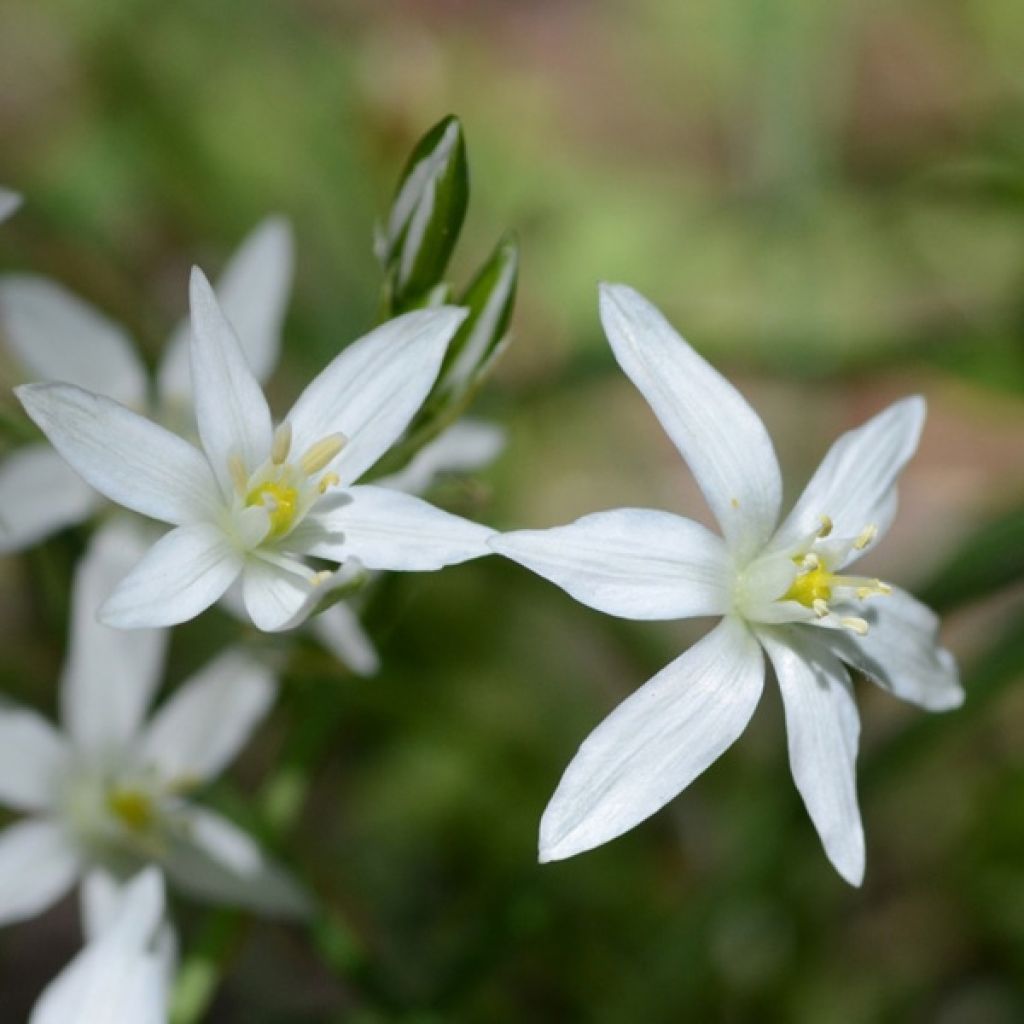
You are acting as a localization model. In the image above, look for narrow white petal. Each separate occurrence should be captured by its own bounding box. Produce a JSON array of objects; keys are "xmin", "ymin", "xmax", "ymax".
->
[
  {"xmin": 306, "ymin": 485, "xmax": 492, "ymax": 570},
  {"xmin": 599, "ymin": 284, "xmax": 782, "ymax": 560},
  {"xmin": 159, "ymin": 217, "xmax": 294, "ymax": 403},
  {"xmin": 241, "ymin": 555, "xmax": 317, "ymax": 632},
  {"xmin": 492, "ymin": 508, "xmax": 732, "ymax": 621},
  {"xmin": 375, "ymin": 418, "xmax": 505, "ymax": 494},
  {"xmin": 771, "ymin": 397, "xmax": 926, "ymax": 558},
  {"xmin": 15, "ymin": 383, "xmax": 220, "ymax": 526},
  {"xmin": 0, "ymin": 189, "xmax": 21, "ymax": 221},
  {"xmin": 285, "ymin": 306, "xmax": 467, "ymax": 485},
  {"xmin": 188, "ymin": 268, "xmax": 273, "ymax": 494},
  {"xmin": 760, "ymin": 628, "xmax": 865, "ymax": 886},
  {"xmin": 30, "ymin": 946, "xmax": 165, "ymax": 1024},
  {"xmin": 823, "ymin": 587, "xmax": 963, "ymax": 711},
  {"xmin": 80, "ymin": 869, "xmax": 122, "ymax": 941},
  {"xmin": 0, "ymin": 710, "xmax": 69, "ymax": 812},
  {"xmin": 33, "ymin": 868, "xmax": 167, "ymax": 1024},
  {"xmin": 141, "ymin": 649, "xmax": 275, "ymax": 784},
  {"xmin": 163, "ymin": 807, "xmax": 310, "ymax": 917},
  {"xmin": 0, "ymin": 445, "xmax": 100, "ymax": 553},
  {"xmin": 60, "ymin": 520, "xmax": 170, "ymax": 753},
  {"xmin": 540, "ymin": 618, "xmax": 764, "ymax": 862},
  {"xmin": 309, "ymin": 602, "xmax": 380, "ymax": 677},
  {"xmin": 0, "ymin": 275, "xmax": 147, "ymax": 407},
  {"xmin": 0, "ymin": 819, "xmax": 79, "ymax": 925},
  {"xmin": 99, "ymin": 523, "xmax": 242, "ymax": 628}
]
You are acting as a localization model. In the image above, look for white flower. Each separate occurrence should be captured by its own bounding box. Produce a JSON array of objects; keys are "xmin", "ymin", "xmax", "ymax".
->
[
  {"xmin": 30, "ymin": 867, "xmax": 171, "ymax": 1024},
  {"xmin": 15, "ymin": 268, "xmax": 493, "ymax": 631},
  {"xmin": 0, "ymin": 189, "xmax": 20, "ymax": 222},
  {"xmin": 490, "ymin": 284, "xmax": 963, "ymax": 885},
  {"xmin": 0, "ymin": 520, "xmax": 308, "ymax": 927},
  {"xmin": 0, "ymin": 216, "xmax": 293, "ymax": 553}
]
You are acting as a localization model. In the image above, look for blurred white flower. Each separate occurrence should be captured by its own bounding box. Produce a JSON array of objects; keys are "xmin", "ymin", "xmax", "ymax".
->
[
  {"xmin": 17, "ymin": 269, "xmax": 493, "ymax": 632},
  {"xmin": 491, "ymin": 283, "xmax": 963, "ymax": 886},
  {"xmin": 0, "ymin": 520, "xmax": 309, "ymax": 928},
  {"xmin": 30, "ymin": 868, "xmax": 171, "ymax": 1024},
  {"xmin": 0, "ymin": 189, "xmax": 20, "ymax": 222},
  {"xmin": 0, "ymin": 216, "xmax": 293, "ymax": 553}
]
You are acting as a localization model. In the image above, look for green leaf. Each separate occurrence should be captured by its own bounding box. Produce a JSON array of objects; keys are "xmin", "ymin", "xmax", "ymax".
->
[
  {"xmin": 376, "ymin": 115, "xmax": 468, "ymax": 312},
  {"xmin": 435, "ymin": 234, "xmax": 519, "ymax": 401}
]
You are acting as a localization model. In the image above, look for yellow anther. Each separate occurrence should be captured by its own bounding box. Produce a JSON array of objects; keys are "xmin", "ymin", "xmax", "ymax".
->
[
  {"xmin": 854, "ymin": 524, "xmax": 877, "ymax": 551},
  {"xmin": 228, "ymin": 454, "xmax": 249, "ymax": 496},
  {"xmin": 271, "ymin": 422, "xmax": 293, "ymax": 465},
  {"xmin": 818, "ymin": 515, "xmax": 833, "ymax": 538},
  {"xmin": 107, "ymin": 788, "xmax": 155, "ymax": 833},
  {"xmin": 247, "ymin": 481, "xmax": 299, "ymax": 536},
  {"xmin": 311, "ymin": 570, "xmax": 333, "ymax": 586},
  {"xmin": 318, "ymin": 472, "xmax": 340, "ymax": 495},
  {"xmin": 840, "ymin": 616, "xmax": 869, "ymax": 636},
  {"xmin": 299, "ymin": 434, "xmax": 346, "ymax": 476},
  {"xmin": 856, "ymin": 580, "xmax": 890, "ymax": 600},
  {"xmin": 812, "ymin": 598, "xmax": 829, "ymax": 618},
  {"xmin": 801, "ymin": 552, "xmax": 821, "ymax": 571},
  {"xmin": 730, "ymin": 497, "xmax": 740, "ymax": 509}
]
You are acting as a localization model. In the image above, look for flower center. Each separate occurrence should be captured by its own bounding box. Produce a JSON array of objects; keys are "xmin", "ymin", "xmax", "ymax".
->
[
  {"xmin": 106, "ymin": 786, "xmax": 156, "ymax": 834},
  {"xmin": 246, "ymin": 480, "xmax": 299, "ymax": 536},
  {"xmin": 228, "ymin": 423, "xmax": 345, "ymax": 544},
  {"xmin": 781, "ymin": 520, "xmax": 891, "ymax": 635}
]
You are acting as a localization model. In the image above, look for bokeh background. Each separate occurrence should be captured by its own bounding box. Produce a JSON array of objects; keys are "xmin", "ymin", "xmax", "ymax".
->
[{"xmin": 2, "ymin": 0, "xmax": 1024, "ymax": 1020}]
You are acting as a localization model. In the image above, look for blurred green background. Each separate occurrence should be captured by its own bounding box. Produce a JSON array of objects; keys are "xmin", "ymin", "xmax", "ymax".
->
[{"xmin": 2, "ymin": 0, "xmax": 1024, "ymax": 1020}]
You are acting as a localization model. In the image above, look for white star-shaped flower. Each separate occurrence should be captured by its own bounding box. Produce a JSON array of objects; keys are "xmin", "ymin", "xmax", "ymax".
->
[
  {"xmin": 491, "ymin": 284, "xmax": 963, "ymax": 885},
  {"xmin": 0, "ymin": 520, "xmax": 308, "ymax": 928},
  {"xmin": 15, "ymin": 268, "xmax": 492, "ymax": 631},
  {"xmin": 0, "ymin": 217, "xmax": 293, "ymax": 553},
  {"xmin": 30, "ymin": 868, "xmax": 171, "ymax": 1024}
]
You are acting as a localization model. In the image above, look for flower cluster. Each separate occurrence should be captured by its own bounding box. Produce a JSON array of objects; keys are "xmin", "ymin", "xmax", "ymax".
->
[{"xmin": 0, "ymin": 120, "xmax": 963, "ymax": 1019}]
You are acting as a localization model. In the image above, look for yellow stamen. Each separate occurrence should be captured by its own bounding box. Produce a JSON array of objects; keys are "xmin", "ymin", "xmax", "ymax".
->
[
  {"xmin": 840, "ymin": 616, "xmax": 869, "ymax": 636},
  {"xmin": 818, "ymin": 515, "xmax": 833, "ymax": 538},
  {"xmin": 311, "ymin": 570, "xmax": 333, "ymax": 586},
  {"xmin": 247, "ymin": 481, "xmax": 299, "ymax": 536},
  {"xmin": 318, "ymin": 472, "xmax": 340, "ymax": 495},
  {"xmin": 854, "ymin": 524, "xmax": 877, "ymax": 550},
  {"xmin": 299, "ymin": 434, "xmax": 346, "ymax": 476},
  {"xmin": 107, "ymin": 788, "xmax": 155, "ymax": 833},
  {"xmin": 271, "ymin": 422, "xmax": 293, "ymax": 465},
  {"xmin": 228, "ymin": 454, "xmax": 249, "ymax": 496}
]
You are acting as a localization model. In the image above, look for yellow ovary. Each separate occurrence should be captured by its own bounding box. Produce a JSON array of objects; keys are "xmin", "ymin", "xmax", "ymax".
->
[
  {"xmin": 247, "ymin": 481, "xmax": 299, "ymax": 536},
  {"xmin": 785, "ymin": 565, "xmax": 834, "ymax": 608},
  {"xmin": 107, "ymin": 787, "xmax": 155, "ymax": 833}
]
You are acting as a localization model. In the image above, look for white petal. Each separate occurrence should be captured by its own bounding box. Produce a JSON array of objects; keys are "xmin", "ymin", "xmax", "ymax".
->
[
  {"xmin": 159, "ymin": 217, "xmax": 294, "ymax": 403},
  {"xmin": 0, "ymin": 445, "xmax": 100, "ymax": 553},
  {"xmin": 771, "ymin": 396, "xmax": 925, "ymax": 558},
  {"xmin": 0, "ymin": 189, "xmax": 21, "ymax": 222},
  {"xmin": 80, "ymin": 869, "xmax": 122, "ymax": 941},
  {"xmin": 491, "ymin": 508, "xmax": 732, "ymax": 621},
  {"xmin": 33, "ymin": 869, "xmax": 167, "ymax": 1024},
  {"xmin": 375, "ymin": 418, "xmax": 505, "ymax": 494},
  {"xmin": 0, "ymin": 710, "xmax": 69, "ymax": 811},
  {"xmin": 163, "ymin": 807, "xmax": 310, "ymax": 917},
  {"xmin": 60, "ymin": 520, "xmax": 170, "ymax": 754},
  {"xmin": 15, "ymin": 383, "xmax": 220, "ymax": 526},
  {"xmin": 188, "ymin": 268, "xmax": 273, "ymax": 494},
  {"xmin": 30, "ymin": 946, "xmax": 165, "ymax": 1024},
  {"xmin": 0, "ymin": 275, "xmax": 147, "ymax": 407},
  {"xmin": 285, "ymin": 307, "xmax": 467, "ymax": 485},
  {"xmin": 0, "ymin": 819, "xmax": 79, "ymax": 925},
  {"xmin": 141, "ymin": 648, "xmax": 275, "ymax": 784},
  {"xmin": 540, "ymin": 617, "xmax": 764, "ymax": 862},
  {"xmin": 99, "ymin": 523, "xmax": 242, "ymax": 628},
  {"xmin": 760, "ymin": 627, "xmax": 865, "ymax": 886},
  {"xmin": 241, "ymin": 555, "xmax": 318, "ymax": 632},
  {"xmin": 823, "ymin": 587, "xmax": 963, "ymax": 711},
  {"xmin": 599, "ymin": 284, "xmax": 782, "ymax": 560},
  {"xmin": 309, "ymin": 602, "xmax": 380, "ymax": 676},
  {"xmin": 306, "ymin": 485, "xmax": 492, "ymax": 570}
]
